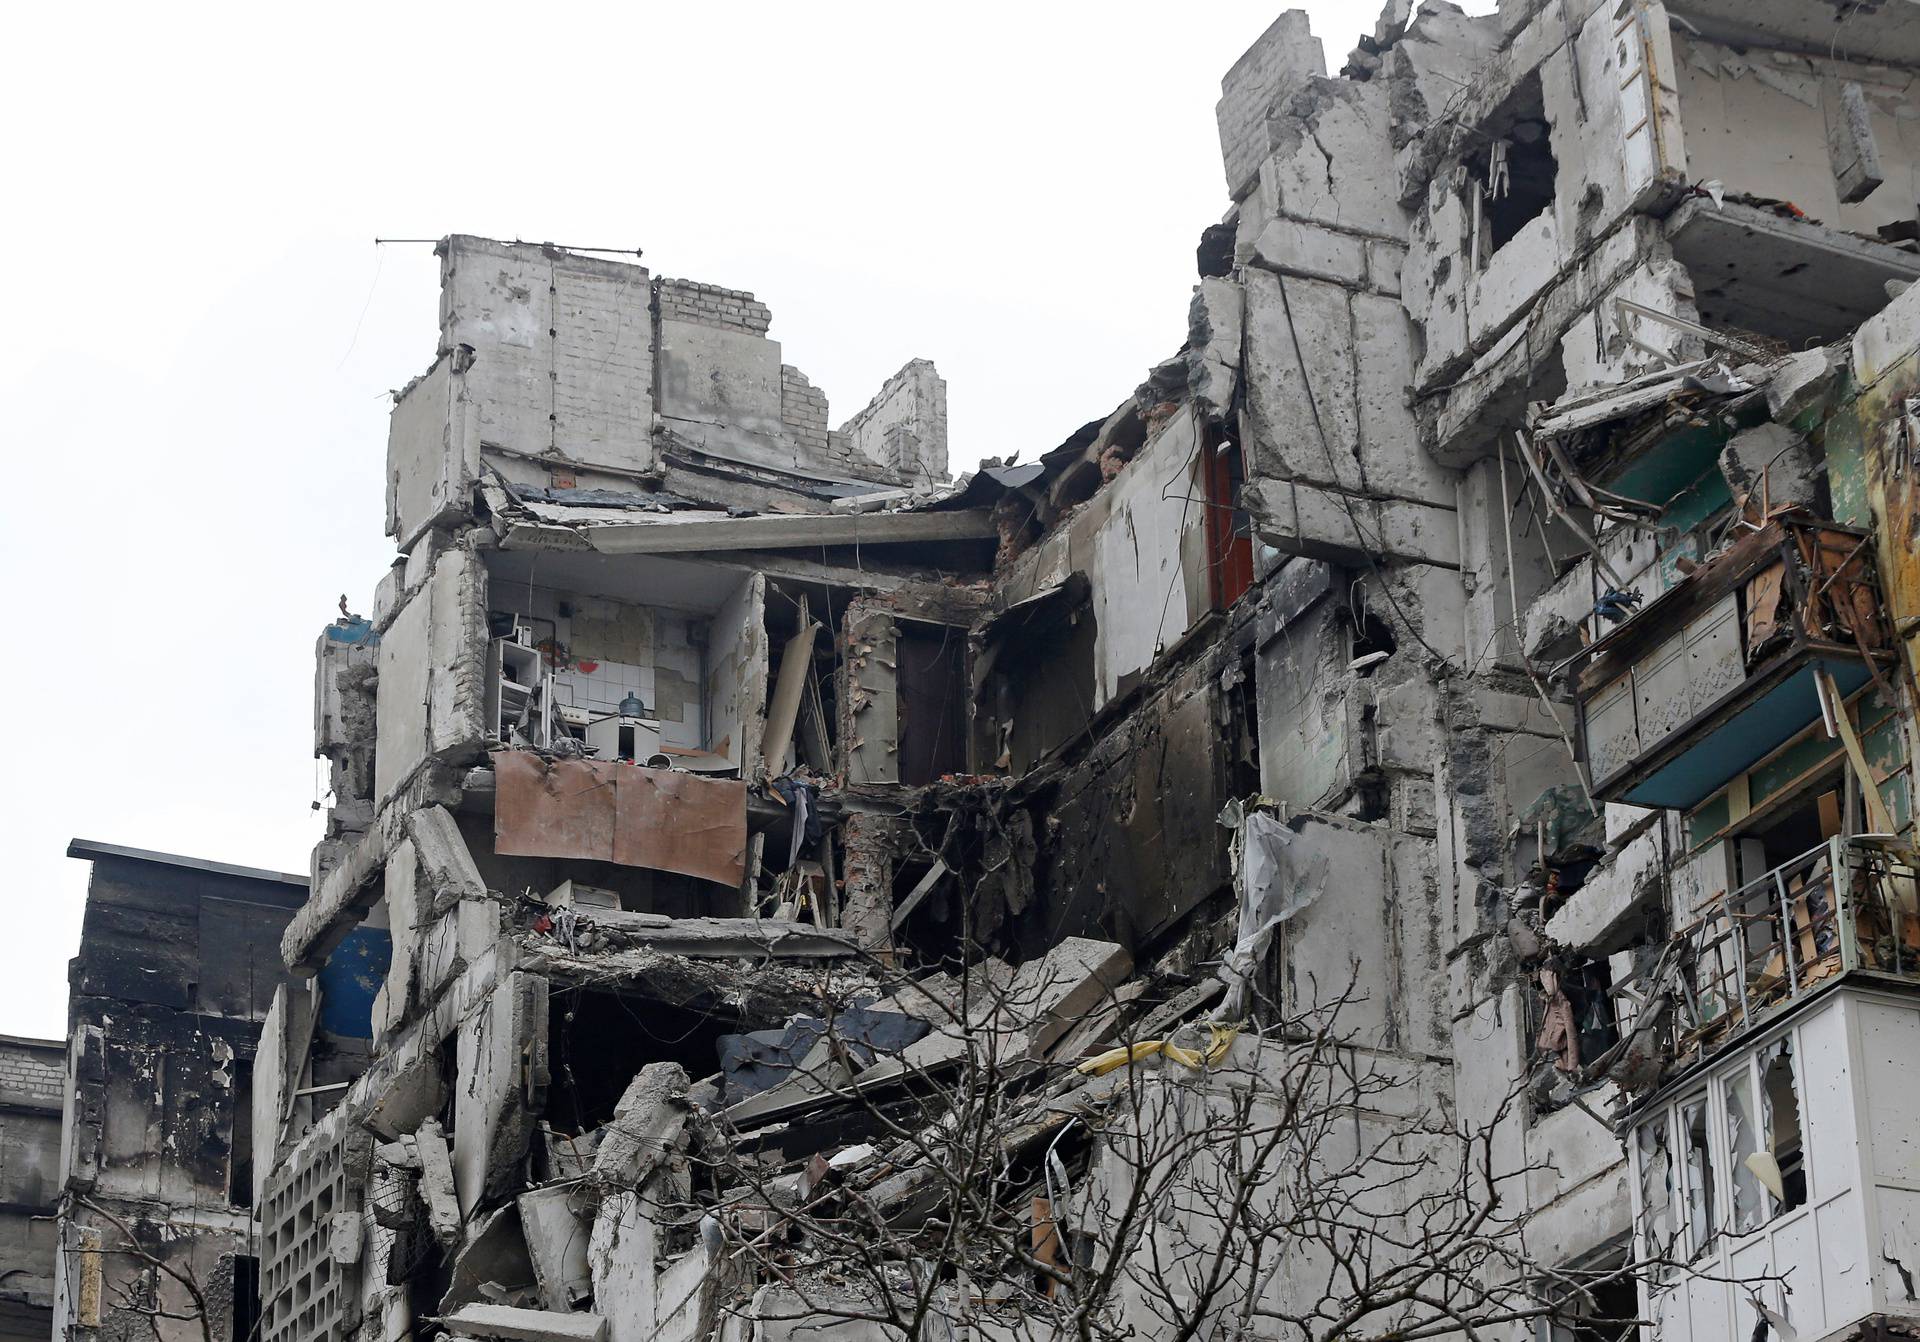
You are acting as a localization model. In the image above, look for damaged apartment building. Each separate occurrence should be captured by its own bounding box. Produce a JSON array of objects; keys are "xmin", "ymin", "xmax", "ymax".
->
[{"xmin": 249, "ymin": 3, "xmax": 1920, "ymax": 1340}]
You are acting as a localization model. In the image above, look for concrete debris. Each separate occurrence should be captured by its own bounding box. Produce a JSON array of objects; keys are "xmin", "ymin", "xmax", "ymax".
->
[
  {"xmin": 1719, "ymin": 421, "xmax": 1821, "ymax": 511},
  {"xmin": 416, "ymin": 1117, "xmax": 464, "ymax": 1244},
  {"xmin": 518, "ymin": 1184, "xmax": 594, "ymax": 1311},
  {"xmin": 589, "ymin": 1064, "xmax": 691, "ymax": 1193},
  {"xmin": 249, "ymin": 4, "xmax": 1920, "ymax": 1340},
  {"xmin": 441, "ymin": 1304, "xmax": 609, "ymax": 1342}
]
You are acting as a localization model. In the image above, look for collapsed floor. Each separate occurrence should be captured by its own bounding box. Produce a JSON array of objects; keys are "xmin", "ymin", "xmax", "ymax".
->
[{"xmin": 223, "ymin": 3, "xmax": 1920, "ymax": 1342}]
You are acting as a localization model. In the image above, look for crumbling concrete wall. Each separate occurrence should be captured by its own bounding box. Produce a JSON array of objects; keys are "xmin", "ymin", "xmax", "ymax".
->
[
  {"xmin": 57, "ymin": 850, "xmax": 307, "ymax": 1342},
  {"xmin": 1672, "ymin": 34, "xmax": 1920, "ymax": 235},
  {"xmin": 441, "ymin": 235, "xmax": 657, "ymax": 479},
  {"xmin": 372, "ymin": 543, "xmax": 488, "ymax": 806},
  {"xmin": 834, "ymin": 358, "xmax": 948, "ymax": 483}
]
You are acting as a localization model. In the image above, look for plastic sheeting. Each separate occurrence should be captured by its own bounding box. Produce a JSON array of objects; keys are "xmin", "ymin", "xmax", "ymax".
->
[{"xmin": 1216, "ymin": 801, "xmax": 1329, "ymax": 1019}]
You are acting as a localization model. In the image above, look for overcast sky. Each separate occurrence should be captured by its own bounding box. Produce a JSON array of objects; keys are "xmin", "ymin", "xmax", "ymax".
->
[{"xmin": 0, "ymin": 0, "xmax": 1480, "ymax": 1039}]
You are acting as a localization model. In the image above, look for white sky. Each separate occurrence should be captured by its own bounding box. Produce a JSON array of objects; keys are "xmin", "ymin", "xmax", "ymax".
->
[{"xmin": 0, "ymin": 0, "xmax": 1481, "ymax": 1040}]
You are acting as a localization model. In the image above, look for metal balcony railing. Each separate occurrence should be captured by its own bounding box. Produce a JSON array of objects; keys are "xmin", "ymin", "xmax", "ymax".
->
[{"xmin": 1677, "ymin": 837, "xmax": 1920, "ymax": 1050}]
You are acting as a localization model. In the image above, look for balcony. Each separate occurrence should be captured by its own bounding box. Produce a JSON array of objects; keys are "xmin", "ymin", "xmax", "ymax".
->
[
  {"xmin": 1676, "ymin": 837, "xmax": 1920, "ymax": 1055},
  {"xmin": 1575, "ymin": 515, "xmax": 1894, "ymax": 808}
]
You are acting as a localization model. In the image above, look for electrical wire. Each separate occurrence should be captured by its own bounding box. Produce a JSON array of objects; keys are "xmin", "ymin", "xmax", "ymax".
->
[{"xmin": 1269, "ymin": 268, "xmax": 1457, "ymax": 673}]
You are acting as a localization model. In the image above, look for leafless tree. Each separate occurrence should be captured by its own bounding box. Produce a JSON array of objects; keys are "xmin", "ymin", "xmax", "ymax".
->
[{"xmin": 657, "ymin": 954, "xmax": 1764, "ymax": 1342}]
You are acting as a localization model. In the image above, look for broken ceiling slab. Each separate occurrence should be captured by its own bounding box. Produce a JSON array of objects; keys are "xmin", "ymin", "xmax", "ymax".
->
[
  {"xmin": 557, "ymin": 908, "xmax": 860, "ymax": 959},
  {"xmin": 493, "ymin": 751, "xmax": 748, "ymax": 888},
  {"xmin": 523, "ymin": 943, "xmax": 871, "ymax": 1024},
  {"xmin": 1004, "ymin": 937, "xmax": 1134, "ymax": 1058},
  {"xmin": 492, "ymin": 502, "xmax": 999, "ymax": 555},
  {"xmin": 440, "ymin": 1303, "xmax": 608, "ymax": 1342},
  {"xmin": 1669, "ymin": 197, "xmax": 1920, "ymax": 346},
  {"xmin": 1665, "ymin": 0, "xmax": 1920, "ymax": 66}
]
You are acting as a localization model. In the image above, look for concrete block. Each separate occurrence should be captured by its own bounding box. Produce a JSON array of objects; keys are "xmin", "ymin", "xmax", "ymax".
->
[
  {"xmin": 1004, "ymin": 937, "xmax": 1134, "ymax": 1057},
  {"xmin": 416, "ymin": 1117, "xmax": 462, "ymax": 1243},
  {"xmin": 441, "ymin": 1304, "xmax": 607, "ymax": 1342},
  {"xmin": 1258, "ymin": 78, "xmax": 1403, "ymax": 237},
  {"xmin": 1245, "ymin": 478, "xmax": 1461, "ymax": 568},
  {"xmin": 376, "ymin": 838, "xmax": 421, "ymax": 1042},
  {"xmin": 386, "ymin": 353, "xmax": 478, "ymax": 549},
  {"xmin": 655, "ymin": 318, "xmax": 789, "ymax": 470},
  {"xmin": 1524, "ymin": 1093, "xmax": 1627, "ymax": 1206},
  {"xmin": 1853, "ymin": 274, "xmax": 1920, "ymax": 388},
  {"xmin": 1216, "ymin": 11, "xmax": 1327, "ymax": 200},
  {"xmin": 1466, "ymin": 210, "xmax": 1560, "ymax": 350},
  {"xmin": 1280, "ymin": 815, "xmax": 1394, "ymax": 1046},
  {"xmin": 591, "ymin": 1063, "xmax": 690, "ymax": 1191},
  {"xmin": 1365, "ymin": 240, "xmax": 1405, "ymax": 295},
  {"xmin": 1242, "ymin": 269, "xmax": 1362, "ymax": 492},
  {"xmin": 519, "ymin": 1184, "xmax": 592, "ymax": 1311},
  {"xmin": 651, "ymin": 1240, "xmax": 718, "ymax": 1342},
  {"xmin": 1374, "ymin": 675, "xmax": 1440, "ymax": 772},
  {"xmin": 1546, "ymin": 822, "xmax": 1663, "ymax": 953},
  {"xmin": 1523, "ymin": 558, "xmax": 1594, "ymax": 662},
  {"xmin": 1258, "ymin": 607, "xmax": 1357, "ymax": 807},
  {"xmin": 1351, "ymin": 292, "xmax": 1454, "ymax": 505},
  {"xmin": 373, "ymin": 546, "xmax": 489, "ymax": 805},
  {"xmin": 454, "ymin": 971, "xmax": 548, "ymax": 1211},
  {"xmin": 1472, "ymin": 688, "xmax": 1572, "ymax": 740},
  {"xmin": 1248, "ymin": 217, "xmax": 1366, "ymax": 285},
  {"xmin": 589, "ymin": 1191, "xmax": 657, "ymax": 1342},
  {"xmin": 1186, "ymin": 278, "xmax": 1243, "ymax": 422},
  {"xmin": 1522, "ymin": 1164, "xmax": 1631, "ymax": 1267},
  {"xmin": 440, "ymin": 236, "xmax": 654, "ymax": 479}
]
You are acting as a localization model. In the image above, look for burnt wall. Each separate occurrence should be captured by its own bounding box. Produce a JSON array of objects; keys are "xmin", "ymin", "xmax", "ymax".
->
[{"xmin": 1026, "ymin": 656, "xmax": 1234, "ymax": 956}]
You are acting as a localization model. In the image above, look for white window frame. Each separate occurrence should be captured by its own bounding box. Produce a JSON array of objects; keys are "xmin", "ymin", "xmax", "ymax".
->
[{"xmin": 1628, "ymin": 1021, "xmax": 1814, "ymax": 1271}]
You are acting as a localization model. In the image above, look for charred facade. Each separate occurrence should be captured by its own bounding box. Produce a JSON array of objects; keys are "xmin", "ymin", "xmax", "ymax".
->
[{"xmin": 55, "ymin": 841, "xmax": 311, "ymax": 1342}]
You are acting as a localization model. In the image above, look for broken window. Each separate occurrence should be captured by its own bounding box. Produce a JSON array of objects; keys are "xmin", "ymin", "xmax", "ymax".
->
[
  {"xmin": 1734, "ymin": 1037, "xmax": 1808, "ymax": 1225},
  {"xmin": 1462, "ymin": 74, "xmax": 1557, "ymax": 266},
  {"xmin": 1725, "ymin": 1067, "xmax": 1765, "ymax": 1233},
  {"xmin": 1348, "ymin": 600, "xmax": 1397, "ymax": 677},
  {"xmin": 1635, "ymin": 1115, "xmax": 1676, "ymax": 1267},
  {"xmin": 1534, "ymin": 1244, "xmax": 1638, "ymax": 1342},
  {"xmin": 1759, "ymin": 1036, "xmax": 1807, "ymax": 1213},
  {"xmin": 1679, "ymin": 1093, "xmax": 1717, "ymax": 1257}
]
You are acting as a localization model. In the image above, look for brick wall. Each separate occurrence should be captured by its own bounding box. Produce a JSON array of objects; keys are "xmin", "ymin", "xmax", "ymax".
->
[
  {"xmin": 655, "ymin": 278, "xmax": 772, "ymax": 336},
  {"xmin": 780, "ymin": 365, "xmax": 831, "ymax": 459},
  {"xmin": 0, "ymin": 1040, "xmax": 65, "ymax": 1108}
]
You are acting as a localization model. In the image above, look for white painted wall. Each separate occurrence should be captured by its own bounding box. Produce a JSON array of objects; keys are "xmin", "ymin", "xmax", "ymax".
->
[{"xmin": 1672, "ymin": 35, "xmax": 1920, "ymax": 237}]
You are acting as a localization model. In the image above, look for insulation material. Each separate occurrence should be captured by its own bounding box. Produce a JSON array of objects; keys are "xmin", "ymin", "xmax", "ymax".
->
[{"xmin": 494, "ymin": 751, "xmax": 748, "ymax": 888}]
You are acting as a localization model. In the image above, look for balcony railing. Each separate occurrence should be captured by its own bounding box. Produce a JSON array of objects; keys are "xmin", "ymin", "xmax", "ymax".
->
[{"xmin": 1676, "ymin": 837, "xmax": 1920, "ymax": 1053}]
